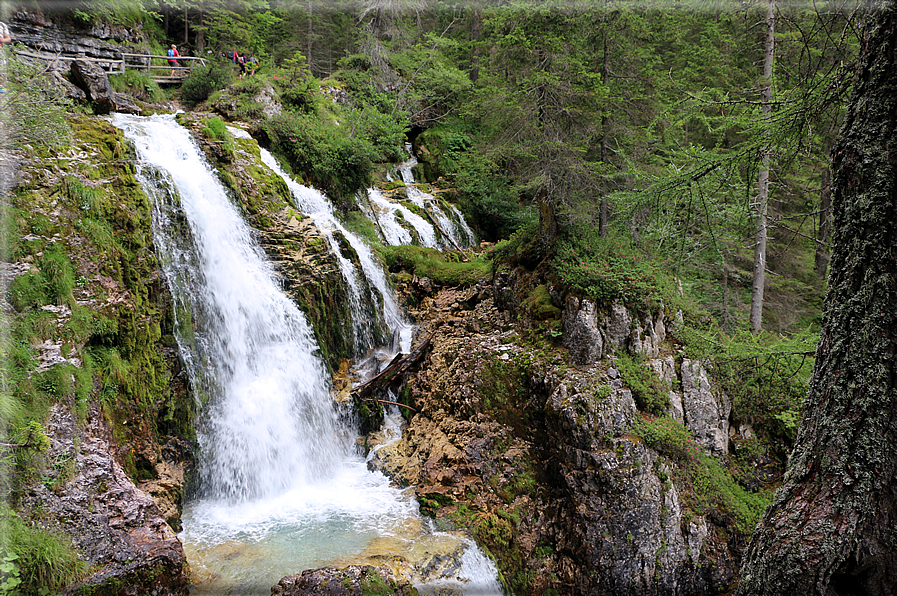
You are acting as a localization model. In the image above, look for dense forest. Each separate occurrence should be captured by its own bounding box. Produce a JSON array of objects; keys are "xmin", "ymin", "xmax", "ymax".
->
[{"xmin": 1, "ymin": 0, "xmax": 894, "ymax": 595}]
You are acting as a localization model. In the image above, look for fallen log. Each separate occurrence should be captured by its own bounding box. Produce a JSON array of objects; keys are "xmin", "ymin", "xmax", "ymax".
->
[{"xmin": 352, "ymin": 332, "xmax": 433, "ymax": 401}]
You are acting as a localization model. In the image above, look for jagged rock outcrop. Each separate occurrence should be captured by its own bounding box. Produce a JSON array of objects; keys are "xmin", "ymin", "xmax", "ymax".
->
[
  {"xmin": 10, "ymin": 11, "xmax": 146, "ymax": 57},
  {"xmin": 272, "ymin": 565, "xmax": 418, "ymax": 596},
  {"xmin": 20, "ymin": 404, "xmax": 189, "ymax": 596},
  {"xmin": 69, "ymin": 59, "xmax": 115, "ymax": 112},
  {"xmin": 366, "ymin": 282, "xmax": 741, "ymax": 595},
  {"xmin": 562, "ymin": 295, "xmax": 666, "ymax": 363},
  {"xmin": 680, "ymin": 360, "xmax": 732, "ymax": 456}
]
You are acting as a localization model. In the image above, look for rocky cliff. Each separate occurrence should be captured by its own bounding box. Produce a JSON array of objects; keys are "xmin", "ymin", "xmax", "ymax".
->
[{"xmin": 365, "ymin": 266, "xmax": 768, "ymax": 595}]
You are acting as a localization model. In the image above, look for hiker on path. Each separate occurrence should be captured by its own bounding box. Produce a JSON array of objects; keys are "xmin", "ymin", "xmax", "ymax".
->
[
  {"xmin": 167, "ymin": 44, "xmax": 179, "ymax": 76},
  {"xmin": 0, "ymin": 21, "xmax": 11, "ymax": 92}
]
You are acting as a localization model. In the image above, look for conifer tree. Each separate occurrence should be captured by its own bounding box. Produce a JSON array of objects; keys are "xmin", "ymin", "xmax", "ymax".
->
[{"xmin": 737, "ymin": 1, "xmax": 897, "ymax": 592}]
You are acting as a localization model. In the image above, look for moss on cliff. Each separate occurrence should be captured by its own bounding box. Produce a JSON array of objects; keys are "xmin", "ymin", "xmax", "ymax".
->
[{"xmin": 1, "ymin": 114, "xmax": 194, "ymax": 592}]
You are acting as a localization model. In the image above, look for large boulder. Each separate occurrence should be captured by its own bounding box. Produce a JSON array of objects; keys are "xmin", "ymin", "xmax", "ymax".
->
[
  {"xmin": 70, "ymin": 59, "xmax": 115, "ymax": 114},
  {"xmin": 272, "ymin": 566, "xmax": 417, "ymax": 596}
]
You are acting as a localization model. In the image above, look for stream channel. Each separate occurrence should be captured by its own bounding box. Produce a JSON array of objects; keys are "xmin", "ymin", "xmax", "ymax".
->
[{"xmin": 110, "ymin": 114, "xmax": 503, "ymax": 595}]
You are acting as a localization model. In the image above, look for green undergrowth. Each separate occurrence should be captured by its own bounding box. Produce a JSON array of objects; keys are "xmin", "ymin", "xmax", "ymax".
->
[
  {"xmin": 615, "ymin": 353, "xmax": 672, "ymax": 416},
  {"xmin": 0, "ymin": 505, "xmax": 89, "ymax": 596},
  {"xmin": 553, "ymin": 225, "xmax": 675, "ymax": 311},
  {"xmin": 381, "ymin": 245, "xmax": 491, "ymax": 286},
  {"xmin": 109, "ymin": 70, "xmax": 165, "ymax": 103},
  {"xmin": 632, "ymin": 415, "xmax": 770, "ymax": 535}
]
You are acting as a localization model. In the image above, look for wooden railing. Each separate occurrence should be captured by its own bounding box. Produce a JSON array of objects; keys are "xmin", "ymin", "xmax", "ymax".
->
[
  {"xmin": 119, "ymin": 52, "xmax": 207, "ymax": 82},
  {"xmin": 13, "ymin": 49, "xmax": 207, "ymax": 83}
]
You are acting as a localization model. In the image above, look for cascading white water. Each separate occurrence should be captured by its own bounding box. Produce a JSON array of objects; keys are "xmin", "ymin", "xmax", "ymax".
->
[
  {"xmin": 366, "ymin": 187, "xmax": 440, "ymax": 248},
  {"xmin": 239, "ymin": 128, "xmax": 412, "ymax": 353},
  {"xmin": 112, "ymin": 114, "xmax": 502, "ymax": 595},
  {"xmin": 395, "ymin": 145, "xmax": 476, "ymax": 249}
]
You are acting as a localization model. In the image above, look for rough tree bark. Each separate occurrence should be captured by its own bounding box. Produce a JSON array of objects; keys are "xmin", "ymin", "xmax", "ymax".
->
[{"xmin": 736, "ymin": 2, "xmax": 897, "ymax": 594}]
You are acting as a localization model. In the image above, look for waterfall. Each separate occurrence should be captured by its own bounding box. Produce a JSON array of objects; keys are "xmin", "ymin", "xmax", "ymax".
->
[
  {"xmin": 395, "ymin": 144, "xmax": 476, "ymax": 249},
  {"xmin": 111, "ymin": 114, "xmax": 502, "ymax": 595},
  {"xmin": 229, "ymin": 126, "xmax": 412, "ymax": 355},
  {"xmin": 112, "ymin": 114, "xmax": 345, "ymax": 500},
  {"xmin": 365, "ymin": 187, "xmax": 439, "ymax": 248}
]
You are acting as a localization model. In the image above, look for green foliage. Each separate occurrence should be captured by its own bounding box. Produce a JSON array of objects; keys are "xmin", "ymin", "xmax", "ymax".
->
[
  {"xmin": 2, "ymin": 57, "xmax": 71, "ymax": 149},
  {"xmin": 554, "ymin": 224, "xmax": 671, "ymax": 310},
  {"xmin": 6, "ymin": 274, "xmax": 46, "ymax": 313},
  {"xmin": 615, "ymin": 353, "xmax": 671, "ymax": 416},
  {"xmin": 265, "ymin": 112, "xmax": 375, "ymax": 204},
  {"xmin": 380, "ymin": 245, "xmax": 491, "ymax": 287},
  {"xmin": 180, "ymin": 62, "xmax": 235, "ymax": 105},
  {"xmin": 275, "ymin": 51, "xmax": 320, "ymax": 113},
  {"xmin": 455, "ymin": 158, "xmax": 534, "ymax": 242},
  {"xmin": 487, "ymin": 219, "xmax": 541, "ymax": 270},
  {"xmin": 633, "ymin": 415, "xmax": 770, "ymax": 535},
  {"xmin": 109, "ymin": 70, "xmax": 165, "ymax": 103},
  {"xmin": 37, "ymin": 245, "xmax": 75, "ymax": 306},
  {"xmin": 0, "ymin": 505, "xmax": 88, "ymax": 595},
  {"xmin": 346, "ymin": 102, "xmax": 409, "ymax": 163},
  {"xmin": 682, "ymin": 327, "xmax": 815, "ymax": 442},
  {"xmin": 70, "ymin": 0, "xmax": 154, "ymax": 27}
]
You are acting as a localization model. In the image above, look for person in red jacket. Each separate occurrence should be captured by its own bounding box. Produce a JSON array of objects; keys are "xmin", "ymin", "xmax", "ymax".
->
[{"xmin": 167, "ymin": 44, "xmax": 180, "ymax": 76}]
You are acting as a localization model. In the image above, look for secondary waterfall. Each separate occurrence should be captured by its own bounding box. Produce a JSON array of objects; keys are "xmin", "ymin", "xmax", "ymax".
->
[
  {"xmin": 228, "ymin": 126, "xmax": 411, "ymax": 356},
  {"xmin": 395, "ymin": 144, "xmax": 476, "ymax": 250},
  {"xmin": 111, "ymin": 114, "xmax": 502, "ymax": 595}
]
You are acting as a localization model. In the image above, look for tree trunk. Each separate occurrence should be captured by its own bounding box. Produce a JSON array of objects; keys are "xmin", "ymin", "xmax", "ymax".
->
[
  {"xmin": 750, "ymin": 0, "xmax": 775, "ymax": 334},
  {"xmin": 599, "ymin": 29, "xmax": 610, "ymax": 239},
  {"xmin": 307, "ymin": 0, "xmax": 314, "ymax": 72},
  {"xmin": 469, "ymin": 7, "xmax": 481, "ymax": 83},
  {"xmin": 736, "ymin": 3, "xmax": 897, "ymax": 594}
]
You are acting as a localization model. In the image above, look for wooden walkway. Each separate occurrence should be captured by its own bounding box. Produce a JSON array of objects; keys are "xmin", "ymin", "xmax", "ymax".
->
[{"xmin": 14, "ymin": 49, "xmax": 207, "ymax": 84}]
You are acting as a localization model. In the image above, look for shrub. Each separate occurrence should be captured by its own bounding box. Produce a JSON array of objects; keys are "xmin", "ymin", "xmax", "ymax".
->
[
  {"xmin": 553, "ymin": 223, "xmax": 673, "ymax": 310},
  {"xmin": 615, "ymin": 353, "xmax": 671, "ymax": 416},
  {"xmin": 265, "ymin": 112, "xmax": 376, "ymax": 204},
  {"xmin": 456, "ymin": 157, "xmax": 532, "ymax": 242},
  {"xmin": 180, "ymin": 62, "xmax": 234, "ymax": 104},
  {"xmin": 109, "ymin": 69, "xmax": 165, "ymax": 102}
]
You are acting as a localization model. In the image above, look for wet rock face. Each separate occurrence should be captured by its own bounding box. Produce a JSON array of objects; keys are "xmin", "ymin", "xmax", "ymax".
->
[
  {"xmin": 272, "ymin": 565, "xmax": 418, "ymax": 596},
  {"xmin": 21, "ymin": 404, "xmax": 189, "ymax": 596}
]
